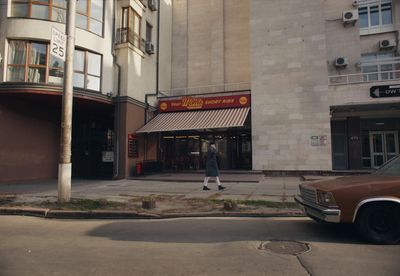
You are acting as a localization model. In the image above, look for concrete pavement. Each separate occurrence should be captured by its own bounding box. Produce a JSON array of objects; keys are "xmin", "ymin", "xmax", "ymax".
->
[{"xmin": 0, "ymin": 173, "xmax": 337, "ymax": 218}]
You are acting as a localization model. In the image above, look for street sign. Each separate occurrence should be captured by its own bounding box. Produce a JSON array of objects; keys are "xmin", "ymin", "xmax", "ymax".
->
[
  {"xmin": 51, "ymin": 28, "xmax": 66, "ymax": 61},
  {"xmin": 370, "ymin": 85, "xmax": 400, "ymax": 98}
]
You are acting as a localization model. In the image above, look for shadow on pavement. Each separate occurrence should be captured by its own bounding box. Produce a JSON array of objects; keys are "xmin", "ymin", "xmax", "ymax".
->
[{"xmin": 87, "ymin": 218, "xmax": 365, "ymax": 245}]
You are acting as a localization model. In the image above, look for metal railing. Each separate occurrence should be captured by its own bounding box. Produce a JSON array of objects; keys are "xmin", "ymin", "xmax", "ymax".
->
[
  {"xmin": 329, "ymin": 70, "xmax": 400, "ymax": 85},
  {"xmin": 329, "ymin": 57, "xmax": 400, "ymax": 85},
  {"xmin": 115, "ymin": 27, "xmax": 143, "ymax": 51},
  {"xmin": 159, "ymin": 82, "xmax": 251, "ymax": 97}
]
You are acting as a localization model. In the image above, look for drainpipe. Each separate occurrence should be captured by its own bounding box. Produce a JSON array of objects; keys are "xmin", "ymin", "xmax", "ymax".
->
[
  {"xmin": 112, "ymin": 0, "xmax": 122, "ymax": 178},
  {"xmin": 144, "ymin": 0, "xmax": 161, "ymax": 123},
  {"xmin": 144, "ymin": 0, "xmax": 161, "ymax": 161}
]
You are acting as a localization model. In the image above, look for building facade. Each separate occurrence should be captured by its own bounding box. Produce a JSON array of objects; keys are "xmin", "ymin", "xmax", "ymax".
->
[
  {"xmin": 0, "ymin": 0, "xmax": 172, "ymax": 182},
  {"xmin": 250, "ymin": 0, "xmax": 400, "ymax": 171},
  {"xmin": 1, "ymin": 0, "xmax": 399, "ymax": 183}
]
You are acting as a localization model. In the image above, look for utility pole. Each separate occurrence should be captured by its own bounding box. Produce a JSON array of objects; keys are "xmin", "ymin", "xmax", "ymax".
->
[{"xmin": 58, "ymin": 0, "xmax": 76, "ymax": 203}]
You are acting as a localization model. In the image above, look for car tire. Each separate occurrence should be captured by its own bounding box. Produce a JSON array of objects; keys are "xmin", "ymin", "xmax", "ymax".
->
[{"xmin": 355, "ymin": 203, "xmax": 400, "ymax": 245}]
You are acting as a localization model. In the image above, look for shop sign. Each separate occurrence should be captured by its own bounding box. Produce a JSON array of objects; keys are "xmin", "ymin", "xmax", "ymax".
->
[
  {"xmin": 370, "ymin": 85, "xmax": 400, "ymax": 98},
  {"xmin": 159, "ymin": 94, "xmax": 251, "ymax": 112}
]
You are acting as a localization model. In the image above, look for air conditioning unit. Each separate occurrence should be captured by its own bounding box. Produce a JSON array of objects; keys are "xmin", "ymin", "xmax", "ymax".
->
[
  {"xmin": 342, "ymin": 10, "xmax": 358, "ymax": 25},
  {"xmin": 379, "ymin": 39, "xmax": 396, "ymax": 50},
  {"xmin": 335, "ymin": 57, "xmax": 348, "ymax": 68},
  {"xmin": 148, "ymin": 0, "xmax": 157, "ymax": 11},
  {"xmin": 145, "ymin": 41, "xmax": 155, "ymax": 55}
]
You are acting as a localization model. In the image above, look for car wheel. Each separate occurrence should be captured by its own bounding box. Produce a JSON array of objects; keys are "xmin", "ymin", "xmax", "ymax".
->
[{"xmin": 355, "ymin": 203, "xmax": 400, "ymax": 245}]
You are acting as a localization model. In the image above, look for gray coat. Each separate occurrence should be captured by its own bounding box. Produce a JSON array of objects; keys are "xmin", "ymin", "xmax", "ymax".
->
[{"xmin": 205, "ymin": 148, "xmax": 219, "ymax": 177}]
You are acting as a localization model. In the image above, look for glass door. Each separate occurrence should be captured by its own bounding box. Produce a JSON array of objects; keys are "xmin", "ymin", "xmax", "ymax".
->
[
  {"xmin": 369, "ymin": 131, "xmax": 399, "ymax": 168},
  {"xmin": 385, "ymin": 132, "xmax": 399, "ymax": 162}
]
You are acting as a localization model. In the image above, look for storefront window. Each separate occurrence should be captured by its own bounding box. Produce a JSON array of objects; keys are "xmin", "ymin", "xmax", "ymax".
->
[{"xmin": 161, "ymin": 132, "xmax": 252, "ymax": 171}]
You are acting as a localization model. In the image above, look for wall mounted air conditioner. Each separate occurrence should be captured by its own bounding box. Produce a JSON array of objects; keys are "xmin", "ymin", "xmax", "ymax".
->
[
  {"xmin": 148, "ymin": 0, "xmax": 157, "ymax": 11},
  {"xmin": 335, "ymin": 57, "xmax": 348, "ymax": 68},
  {"xmin": 379, "ymin": 39, "xmax": 396, "ymax": 50},
  {"xmin": 145, "ymin": 41, "xmax": 155, "ymax": 55},
  {"xmin": 342, "ymin": 10, "xmax": 359, "ymax": 25}
]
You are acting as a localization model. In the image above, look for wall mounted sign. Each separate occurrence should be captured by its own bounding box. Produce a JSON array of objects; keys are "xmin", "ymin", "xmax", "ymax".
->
[
  {"xmin": 159, "ymin": 94, "xmax": 251, "ymax": 112},
  {"xmin": 310, "ymin": 135, "xmax": 328, "ymax": 146},
  {"xmin": 128, "ymin": 134, "xmax": 138, "ymax": 158},
  {"xmin": 102, "ymin": 151, "xmax": 114, "ymax": 162},
  {"xmin": 370, "ymin": 85, "xmax": 400, "ymax": 98}
]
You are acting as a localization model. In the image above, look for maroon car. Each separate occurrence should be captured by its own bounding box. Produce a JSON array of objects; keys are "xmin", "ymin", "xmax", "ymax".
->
[{"xmin": 295, "ymin": 155, "xmax": 400, "ymax": 244}]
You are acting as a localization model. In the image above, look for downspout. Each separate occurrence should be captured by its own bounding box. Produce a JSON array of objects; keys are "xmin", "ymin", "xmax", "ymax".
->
[
  {"xmin": 112, "ymin": 0, "xmax": 122, "ymax": 178},
  {"xmin": 144, "ymin": 0, "xmax": 161, "ymax": 160},
  {"xmin": 144, "ymin": 0, "xmax": 161, "ymax": 123}
]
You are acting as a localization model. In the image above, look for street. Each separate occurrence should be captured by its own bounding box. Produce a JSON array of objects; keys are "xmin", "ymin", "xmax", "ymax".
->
[{"xmin": 0, "ymin": 216, "xmax": 399, "ymax": 276}]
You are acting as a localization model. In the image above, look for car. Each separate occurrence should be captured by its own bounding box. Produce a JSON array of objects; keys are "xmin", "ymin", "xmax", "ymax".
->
[{"xmin": 295, "ymin": 155, "xmax": 400, "ymax": 244}]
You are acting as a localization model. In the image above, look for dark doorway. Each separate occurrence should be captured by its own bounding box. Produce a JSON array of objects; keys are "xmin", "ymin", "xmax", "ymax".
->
[{"xmin": 72, "ymin": 109, "xmax": 114, "ymax": 179}]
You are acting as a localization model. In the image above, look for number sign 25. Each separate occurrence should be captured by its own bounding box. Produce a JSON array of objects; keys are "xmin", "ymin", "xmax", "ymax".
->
[{"xmin": 51, "ymin": 42, "xmax": 65, "ymax": 59}]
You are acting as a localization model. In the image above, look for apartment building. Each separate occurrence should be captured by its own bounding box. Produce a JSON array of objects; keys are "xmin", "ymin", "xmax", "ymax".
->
[
  {"xmin": 0, "ymin": 0, "xmax": 171, "ymax": 182},
  {"xmin": 250, "ymin": 0, "xmax": 400, "ymax": 172},
  {"xmin": 0, "ymin": 0, "xmax": 399, "ymax": 183}
]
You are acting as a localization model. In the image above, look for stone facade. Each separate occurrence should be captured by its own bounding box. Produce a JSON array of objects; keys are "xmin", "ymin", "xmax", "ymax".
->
[{"xmin": 250, "ymin": 0, "xmax": 333, "ymax": 171}]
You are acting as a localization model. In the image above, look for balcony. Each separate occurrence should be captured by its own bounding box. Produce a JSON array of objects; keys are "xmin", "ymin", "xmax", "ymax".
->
[
  {"xmin": 329, "ymin": 57, "xmax": 400, "ymax": 85},
  {"xmin": 115, "ymin": 28, "xmax": 145, "ymax": 52},
  {"xmin": 159, "ymin": 82, "xmax": 251, "ymax": 97}
]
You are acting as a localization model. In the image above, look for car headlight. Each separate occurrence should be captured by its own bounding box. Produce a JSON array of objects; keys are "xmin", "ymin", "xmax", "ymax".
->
[{"xmin": 316, "ymin": 191, "xmax": 337, "ymax": 207}]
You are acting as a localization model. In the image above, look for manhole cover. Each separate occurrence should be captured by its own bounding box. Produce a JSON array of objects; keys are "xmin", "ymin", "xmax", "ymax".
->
[{"xmin": 259, "ymin": 241, "xmax": 309, "ymax": 255}]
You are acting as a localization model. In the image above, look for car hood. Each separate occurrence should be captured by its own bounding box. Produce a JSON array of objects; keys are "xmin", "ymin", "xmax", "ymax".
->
[{"xmin": 304, "ymin": 174, "xmax": 400, "ymax": 191}]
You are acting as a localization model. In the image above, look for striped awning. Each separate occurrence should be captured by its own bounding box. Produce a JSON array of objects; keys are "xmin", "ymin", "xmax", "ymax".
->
[{"xmin": 136, "ymin": 107, "xmax": 250, "ymax": 133}]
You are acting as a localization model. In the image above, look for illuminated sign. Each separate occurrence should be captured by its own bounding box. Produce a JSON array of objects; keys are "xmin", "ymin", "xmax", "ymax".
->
[{"xmin": 159, "ymin": 94, "xmax": 251, "ymax": 112}]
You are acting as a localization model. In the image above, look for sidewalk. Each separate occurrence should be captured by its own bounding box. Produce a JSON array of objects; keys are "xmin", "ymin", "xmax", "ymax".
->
[{"xmin": 0, "ymin": 173, "xmax": 335, "ymax": 219}]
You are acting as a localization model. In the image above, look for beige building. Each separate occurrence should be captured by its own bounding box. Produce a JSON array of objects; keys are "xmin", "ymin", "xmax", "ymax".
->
[{"xmin": 140, "ymin": 0, "xmax": 400, "ymax": 173}]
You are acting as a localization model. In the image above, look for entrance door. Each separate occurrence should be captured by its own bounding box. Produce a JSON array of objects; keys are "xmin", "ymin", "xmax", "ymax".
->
[{"xmin": 369, "ymin": 131, "xmax": 399, "ymax": 168}]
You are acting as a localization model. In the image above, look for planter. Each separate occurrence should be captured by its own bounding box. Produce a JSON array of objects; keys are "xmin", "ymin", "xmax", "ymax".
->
[
  {"xmin": 142, "ymin": 199, "xmax": 156, "ymax": 209},
  {"xmin": 223, "ymin": 201, "xmax": 238, "ymax": 211}
]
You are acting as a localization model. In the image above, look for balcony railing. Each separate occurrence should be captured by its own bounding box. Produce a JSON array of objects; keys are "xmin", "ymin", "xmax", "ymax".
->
[
  {"xmin": 158, "ymin": 82, "xmax": 251, "ymax": 97},
  {"xmin": 329, "ymin": 57, "xmax": 400, "ymax": 85},
  {"xmin": 115, "ymin": 27, "xmax": 145, "ymax": 52}
]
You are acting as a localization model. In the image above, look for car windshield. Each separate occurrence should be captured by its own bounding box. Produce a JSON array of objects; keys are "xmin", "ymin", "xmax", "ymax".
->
[{"xmin": 375, "ymin": 156, "xmax": 400, "ymax": 176}]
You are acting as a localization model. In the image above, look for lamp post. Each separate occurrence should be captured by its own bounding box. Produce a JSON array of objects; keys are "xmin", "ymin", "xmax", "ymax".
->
[{"xmin": 58, "ymin": 0, "xmax": 76, "ymax": 203}]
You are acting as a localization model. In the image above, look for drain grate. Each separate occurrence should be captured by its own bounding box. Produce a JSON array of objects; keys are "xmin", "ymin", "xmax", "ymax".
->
[{"xmin": 259, "ymin": 241, "xmax": 310, "ymax": 255}]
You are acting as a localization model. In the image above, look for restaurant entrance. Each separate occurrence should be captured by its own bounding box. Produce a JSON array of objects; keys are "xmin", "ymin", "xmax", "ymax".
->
[{"xmin": 161, "ymin": 130, "xmax": 252, "ymax": 171}]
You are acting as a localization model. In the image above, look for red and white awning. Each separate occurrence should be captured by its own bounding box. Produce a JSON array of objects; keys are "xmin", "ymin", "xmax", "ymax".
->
[{"xmin": 136, "ymin": 107, "xmax": 250, "ymax": 133}]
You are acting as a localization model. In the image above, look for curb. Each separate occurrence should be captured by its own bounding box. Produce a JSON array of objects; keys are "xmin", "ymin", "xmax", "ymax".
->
[
  {"xmin": 127, "ymin": 178, "xmax": 260, "ymax": 183},
  {"xmin": 0, "ymin": 207, "xmax": 304, "ymax": 220}
]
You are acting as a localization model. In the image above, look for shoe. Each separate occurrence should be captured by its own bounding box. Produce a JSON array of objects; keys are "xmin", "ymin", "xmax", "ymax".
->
[
  {"xmin": 203, "ymin": 186, "xmax": 211, "ymax": 191},
  {"xmin": 218, "ymin": 186, "xmax": 226, "ymax": 191}
]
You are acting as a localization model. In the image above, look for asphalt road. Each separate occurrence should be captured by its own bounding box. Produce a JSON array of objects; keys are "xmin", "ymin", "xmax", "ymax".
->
[{"xmin": 0, "ymin": 216, "xmax": 399, "ymax": 276}]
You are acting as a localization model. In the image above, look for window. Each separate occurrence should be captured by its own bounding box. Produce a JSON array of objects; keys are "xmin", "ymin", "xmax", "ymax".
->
[
  {"xmin": 146, "ymin": 21, "xmax": 153, "ymax": 43},
  {"xmin": 358, "ymin": 0, "xmax": 393, "ymax": 35},
  {"xmin": 7, "ymin": 40, "xmax": 102, "ymax": 91},
  {"xmin": 117, "ymin": 7, "xmax": 142, "ymax": 48},
  {"xmin": 361, "ymin": 52, "xmax": 398, "ymax": 82},
  {"xmin": 10, "ymin": 0, "xmax": 104, "ymax": 36},
  {"xmin": 73, "ymin": 50, "xmax": 102, "ymax": 91},
  {"xmin": 7, "ymin": 40, "xmax": 51, "ymax": 83}
]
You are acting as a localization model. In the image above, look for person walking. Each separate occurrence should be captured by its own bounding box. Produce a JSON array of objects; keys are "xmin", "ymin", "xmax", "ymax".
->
[{"xmin": 203, "ymin": 142, "xmax": 225, "ymax": 191}]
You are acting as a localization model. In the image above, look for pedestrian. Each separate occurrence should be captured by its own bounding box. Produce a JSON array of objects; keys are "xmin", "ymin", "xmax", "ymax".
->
[{"xmin": 203, "ymin": 142, "xmax": 225, "ymax": 191}]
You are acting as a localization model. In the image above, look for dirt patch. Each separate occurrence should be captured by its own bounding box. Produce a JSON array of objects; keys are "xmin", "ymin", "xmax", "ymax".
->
[{"xmin": 0, "ymin": 195, "xmax": 301, "ymax": 215}]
